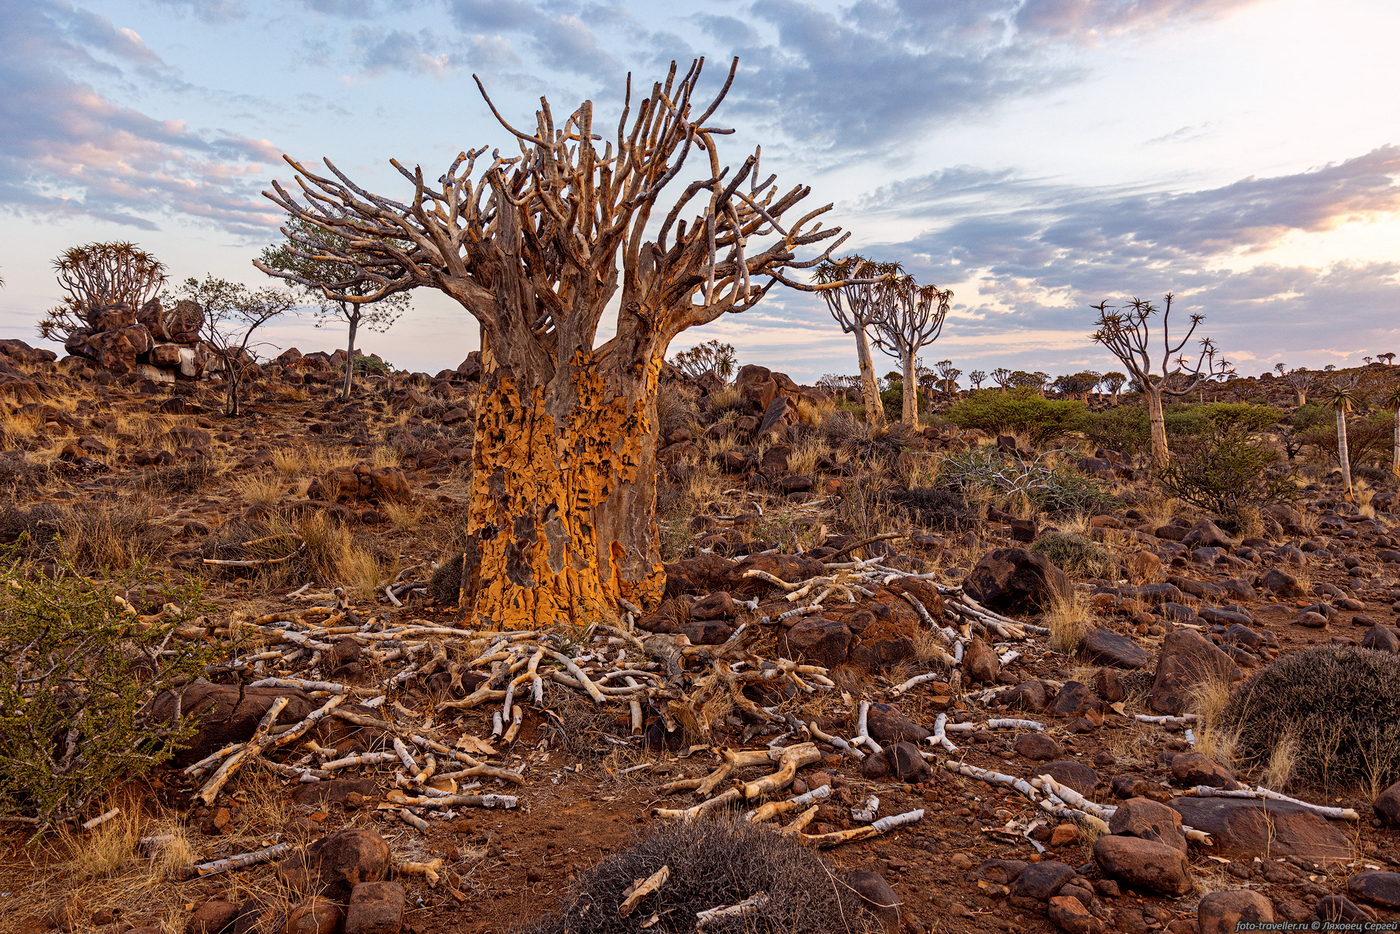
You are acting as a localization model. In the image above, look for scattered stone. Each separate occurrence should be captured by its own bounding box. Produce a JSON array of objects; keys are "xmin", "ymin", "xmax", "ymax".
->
[
  {"xmin": 1168, "ymin": 798, "xmax": 1353, "ymax": 865},
  {"xmin": 1048, "ymin": 895, "xmax": 1104, "ymax": 934},
  {"xmin": 1259, "ymin": 567, "xmax": 1306, "ymax": 598},
  {"xmin": 1347, "ymin": 871, "xmax": 1400, "ymax": 909},
  {"xmin": 1077, "ymin": 627, "xmax": 1152, "ymax": 669},
  {"xmin": 1313, "ymin": 894, "xmax": 1376, "ymax": 923},
  {"xmin": 1375, "ymin": 779, "xmax": 1400, "ymax": 825},
  {"xmin": 1169, "ymin": 752, "xmax": 1237, "ymax": 789},
  {"xmin": 1092, "ymin": 834, "xmax": 1193, "ymax": 896},
  {"xmin": 1011, "ymin": 860, "xmax": 1076, "ymax": 899},
  {"xmin": 1147, "ymin": 629, "xmax": 1239, "ymax": 715},
  {"xmin": 1108, "ymin": 797, "xmax": 1187, "ymax": 852},
  {"xmin": 847, "ymin": 871, "xmax": 901, "ymax": 931},
  {"xmin": 783, "ymin": 616, "xmax": 853, "ymax": 668},
  {"xmin": 284, "ymin": 897, "xmax": 342, "ymax": 934},
  {"xmin": 963, "ymin": 637, "xmax": 1001, "ymax": 684},
  {"xmin": 1196, "ymin": 890, "xmax": 1273, "ymax": 934},
  {"xmin": 1014, "ymin": 732, "xmax": 1061, "ymax": 761},
  {"xmin": 344, "ymin": 881, "xmax": 405, "ymax": 934},
  {"xmin": 964, "ymin": 547, "xmax": 1070, "ymax": 614},
  {"xmin": 186, "ymin": 899, "xmax": 239, "ymax": 934}
]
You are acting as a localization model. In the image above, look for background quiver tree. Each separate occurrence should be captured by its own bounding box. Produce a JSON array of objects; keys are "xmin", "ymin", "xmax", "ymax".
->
[
  {"xmin": 1099, "ymin": 370, "xmax": 1126, "ymax": 403},
  {"xmin": 261, "ymin": 58, "xmax": 851, "ymax": 631},
  {"xmin": 815, "ymin": 255, "xmax": 896, "ymax": 428},
  {"xmin": 37, "ymin": 242, "xmax": 167, "ymax": 346},
  {"xmin": 1091, "ymin": 293, "xmax": 1233, "ymax": 466},
  {"xmin": 1276, "ymin": 363, "xmax": 1316, "ymax": 407},
  {"xmin": 667, "ymin": 339, "xmax": 737, "ymax": 385},
  {"xmin": 868, "ymin": 272, "xmax": 952, "ymax": 428},
  {"xmin": 1324, "ymin": 376, "xmax": 1360, "ymax": 500},
  {"xmin": 258, "ymin": 215, "xmax": 411, "ymax": 402}
]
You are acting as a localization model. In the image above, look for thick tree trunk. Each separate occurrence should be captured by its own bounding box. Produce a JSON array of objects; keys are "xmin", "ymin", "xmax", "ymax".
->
[
  {"xmin": 458, "ymin": 353, "xmax": 665, "ymax": 630},
  {"xmin": 901, "ymin": 348, "xmax": 919, "ymax": 428},
  {"xmin": 853, "ymin": 323, "xmax": 884, "ymax": 428},
  {"xmin": 1294, "ymin": 389, "xmax": 1306, "ymax": 407},
  {"xmin": 1336, "ymin": 408, "xmax": 1353, "ymax": 499},
  {"xmin": 340, "ymin": 312, "xmax": 358, "ymax": 402},
  {"xmin": 1146, "ymin": 386, "xmax": 1169, "ymax": 467}
]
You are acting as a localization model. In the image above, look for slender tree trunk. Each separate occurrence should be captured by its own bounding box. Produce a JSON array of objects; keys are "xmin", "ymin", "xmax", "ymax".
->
[
  {"xmin": 1337, "ymin": 408, "xmax": 1353, "ymax": 499},
  {"xmin": 901, "ymin": 347, "xmax": 919, "ymax": 427},
  {"xmin": 1146, "ymin": 385, "xmax": 1169, "ymax": 466},
  {"xmin": 853, "ymin": 322, "xmax": 884, "ymax": 428},
  {"xmin": 1392, "ymin": 409, "xmax": 1399, "ymax": 477},
  {"xmin": 1294, "ymin": 389, "xmax": 1306, "ymax": 407},
  {"xmin": 340, "ymin": 311, "xmax": 358, "ymax": 402},
  {"xmin": 458, "ymin": 350, "xmax": 665, "ymax": 630}
]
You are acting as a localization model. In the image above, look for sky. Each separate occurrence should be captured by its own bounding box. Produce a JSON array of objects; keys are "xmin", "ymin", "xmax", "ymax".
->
[{"xmin": 1, "ymin": 0, "xmax": 1398, "ymax": 384}]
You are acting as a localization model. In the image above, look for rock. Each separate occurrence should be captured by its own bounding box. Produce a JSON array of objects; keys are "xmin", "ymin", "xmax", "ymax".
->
[
  {"xmin": 1077, "ymin": 627, "xmax": 1152, "ymax": 669},
  {"xmin": 976, "ymin": 858, "xmax": 1029, "ymax": 885},
  {"xmin": 284, "ymin": 897, "xmax": 342, "ymax": 934},
  {"xmin": 964, "ymin": 548, "xmax": 1070, "ymax": 614},
  {"xmin": 151, "ymin": 682, "xmax": 313, "ymax": 764},
  {"xmin": 1147, "ymin": 629, "xmax": 1239, "ymax": 715},
  {"xmin": 1259, "ymin": 567, "xmax": 1306, "ymax": 598},
  {"xmin": 186, "ymin": 899, "xmax": 240, "ymax": 934},
  {"xmin": 756, "ymin": 396, "xmax": 795, "ymax": 439},
  {"xmin": 664, "ymin": 554, "xmax": 740, "ymax": 596},
  {"xmin": 732, "ymin": 553, "xmax": 826, "ymax": 596},
  {"xmin": 0, "ymin": 338, "xmax": 57, "ymax": 366},
  {"xmin": 1092, "ymin": 834, "xmax": 1193, "ymax": 896},
  {"xmin": 1168, "ymin": 797, "xmax": 1353, "ymax": 865},
  {"xmin": 1375, "ymin": 779, "xmax": 1400, "ymax": 825},
  {"xmin": 283, "ymin": 828, "xmax": 391, "ymax": 898},
  {"xmin": 1361, "ymin": 623, "xmax": 1400, "ymax": 653},
  {"xmin": 1347, "ymin": 871, "xmax": 1400, "ymax": 909},
  {"xmin": 847, "ymin": 871, "xmax": 901, "ymax": 931},
  {"xmin": 290, "ymin": 779, "xmax": 380, "ymax": 808},
  {"xmin": 866, "ymin": 704, "xmax": 931, "ymax": 744},
  {"xmin": 1050, "ymin": 681, "xmax": 1103, "ymax": 720},
  {"xmin": 344, "ymin": 881, "xmax": 405, "ymax": 934},
  {"xmin": 1313, "ymin": 894, "xmax": 1376, "ymax": 923},
  {"xmin": 1196, "ymin": 890, "xmax": 1273, "ymax": 934},
  {"xmin": 307, "ymin": 463, "xmax": 412, "ymax": 504},
  {"xmin": 1048, "ymin": 895, "xmax": 1104, "ymax": 934},
  {"xmin": 689, "ymin": 591, "xmax": 738, "ymax": 620},
  {"xmin": 1183, "ymin": 519, "xmax": 1232, "ymax": 548},
  {"xmin": 1039, "ymin": 760, "xmax": 1099, "ymax": 795},
  {"xmin": 1014, "ymin": 732, "xmax": 1061, "ymax": 761},
  {"xmin": 140, "ymin": 298, "xmax": 205, "ymax": 343},
  {"xmin": 1108, "ymin": 797, "xmax": 1187, "ymax": 852},
  {"xmin": 884, "ymin": 741, "xmax": 933, "ymax": 782},
  {"xmin": 735, "ymin": 364, "xmax": 801, "ymax": 411},
  {"xmin": 679, "ymin": 618, "xmax": 734, "ymax": 644},
  {"xmin": 783, "ymin": 617, "xmax": 852, "ymax": 668},
  {"xmin": 963, "ymin": 637, "xmax": 1001, "ymax": 684},
  {"xmin": 1169, "ymin": 752, "xmax": 1237, "ymax": 789},
  {"xmin": 999, "ymin": 679, "xmax": 1050, "ymax": 711},
  {"xmin": 1011, "ymin": 860, "xmax": 1076, "ymax": 899}
]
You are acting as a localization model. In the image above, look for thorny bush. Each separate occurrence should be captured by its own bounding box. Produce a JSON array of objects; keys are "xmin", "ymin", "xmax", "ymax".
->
[
  {"xmin": 937, "ymin": 446, "xmax": 1112, "ymax": 517},
  {"xmin": 0, "ymin": 543, "xmax": 219, "ymax": 827}
]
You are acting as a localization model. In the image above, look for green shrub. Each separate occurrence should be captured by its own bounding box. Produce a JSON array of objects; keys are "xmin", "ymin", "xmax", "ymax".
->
[
  {"xmin": 945, "ymin": 388, "xmax": 1087, "ymax": 443},
  {"xmin": 1299, "ymin": 410, "xmax": 1392, "ymax": 468},
  {"xmin": 1164, "ymin": 402, "xmax": 1281, "ymax": 437},
  {"xmin": 1031, "ymin": 530, "xmax": 1119, "ymax": 579},
  {"xmin": 1220, "ymin": 645, "xmax": 1400, "ymax": 791},
  {"xmin": 518, "ymin": 819, "xmax": 878, "ymax": 934},
  {"xmin": 1083, "ymin": 405, "xmax": 1150, "ymax": 457},
  {"xmin": 0, "ymin": 545, "xmax": 217, "ymax": 826},
  {"xmin": 1156, "ymin": 426, "xmax": 1297, "ymax": 527}
]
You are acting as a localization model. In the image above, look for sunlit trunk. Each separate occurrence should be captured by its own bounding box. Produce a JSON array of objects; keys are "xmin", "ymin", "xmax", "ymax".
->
[
  {"xmin": 853, "ymin": 323, "xmax": 885, "ymax": 428},
  {"xmin": 1337, "ymin": 408, "xmax": 1353, "ymax": 500},
  {"xmin": 901, "ymin": 347, "xmax": 919, "ymax": 427},
  {"xmin": 340, "ymin": 311, "xmax": 358, "ymax": 402},
  {"xmin": 1146, "ymin": 386, "xmax": 1169, "ymax": 467}
]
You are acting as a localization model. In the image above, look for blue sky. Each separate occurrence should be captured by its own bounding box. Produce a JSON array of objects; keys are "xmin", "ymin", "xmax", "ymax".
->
[{"xmin": 1, "ymin": 0, "xmax": 1398, "ymax": 383}]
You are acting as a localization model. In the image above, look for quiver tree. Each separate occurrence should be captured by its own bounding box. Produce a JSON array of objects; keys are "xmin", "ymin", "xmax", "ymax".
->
[
  {"xmin": 1100, "ymin": 371, "xmax": 1126, "ymax": 403},
  {"xmin": 1384, "ymin": 385, "xmax": 1400, "ymax": 478},
  {"xmin": 968, "ymin": 369, "xmax": 986, "ymax": 390},
  {"xmin": 1091, "ymin": 293, "xmax": 1232, "ymax": 465},
  {"xmin": 261, "ymin": 59, "xmax": 849, "ymax": 630},
  {"xmin": 815, "ymin": 255, "xmax": 895, "ymax": 427},
  {"xmin": 258, "ymin": 215, "xmax": 411, "ymax": 401},
  {"xmin": 38, "ymin": 242, "xmax": 167, "ymax": 342},
  {"xmin": 1277, "ymin": 365, "xmax": 1315, "ymax": 407},
  {"xmin": 1325, "ymin": 377, "xmax": 1360, "ymax": 499},
  {"xmin": 934, "ymin": 359, "xmax": 961, "ymax": 396},
  {"xmin": 991, "ymin": 367, "xmax": 1012, "ymax": 390},
  {"xmin": 667, "ymin": 339, "xmax": 737, "ymax": 382},
  {"xmin": 869, "ymin": 273, "xmax": 952, "ymax": 427}
]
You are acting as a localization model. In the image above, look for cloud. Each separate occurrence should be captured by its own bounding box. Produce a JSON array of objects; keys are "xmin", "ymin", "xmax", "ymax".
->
[
  {"xmin": 833, "ymin": 146, "xmax": 1400, "ymax": 372},
  {"xmin": 0, "ymin": 0, "xmax": 281, "ymax": 236}
]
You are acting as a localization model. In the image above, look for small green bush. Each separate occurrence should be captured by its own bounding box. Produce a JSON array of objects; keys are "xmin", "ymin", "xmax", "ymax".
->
[
  {"xmin": 518, "ymin": 819, "xmax": 878, "ymax": 934},
  {"xmin": 946, "ymin": 388, "xmax": 1087, "ymax": 444},
  {"xmin": 1083, "ymin": 405, "xmax": 1150, "ymax": 457},
  {"xmin": 1157, "ymin": 425, "xmax": 1298, "ymax": 527},
  {"xmin": 1221, "ymin": 645, "xmax": 1400, "ymax": 791},
  {"xmin": 1164, "ymin": 402, "xmax": 1281, "ymax": 437},
  {"xmin": 1031, "ymin": 530, "xmax": 1119, "ymax": 579},
  {"xmin": 0, "ymin": 545, "xmax": 217, "ymax": 826}
]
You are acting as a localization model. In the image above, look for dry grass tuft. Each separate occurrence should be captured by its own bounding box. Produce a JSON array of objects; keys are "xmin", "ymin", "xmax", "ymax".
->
[
  {"xmin": 1043, "ymin": 587, "xmax": 1093, "ymax": 654},
  {"xmin": 57, "ymin": 501, "xmax": 163, "ymax": 572},
  {"xmin": 1189, "ymin": 671, "xmax": 1239, "ymax": 768}
]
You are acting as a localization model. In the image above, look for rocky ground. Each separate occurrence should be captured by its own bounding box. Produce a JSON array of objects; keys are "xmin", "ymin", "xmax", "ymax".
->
[{"xmin": 1, "ymin": 342, "xmax": 1399, "ymax": 934}]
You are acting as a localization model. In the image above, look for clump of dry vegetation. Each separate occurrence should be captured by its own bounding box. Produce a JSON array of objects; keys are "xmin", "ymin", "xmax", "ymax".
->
[{"xmin": 1219, "ymin": 644, "xmax": 1400, "ymax": 792}]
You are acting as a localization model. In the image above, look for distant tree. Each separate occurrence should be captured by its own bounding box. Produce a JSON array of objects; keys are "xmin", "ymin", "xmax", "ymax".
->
[
  {"xmin": 816, "ymin": 256, "xmax": 896, "ymax": 427},
  {"xmin": 934, "ymin": 359, "xmax": 961, "ymax": 395},
  {"xmin": 1091, "ymin": 293, "xmax": 1232, "ymax": 465},
  {"xmin": 1380, "ymin": 352, "xmax": 1396, "ymax": 366},
  {"xmin": 37, "ymin": 242, "xmax": 166, "ymax": 343},
  {"xmin": 1325, "ymin": 377, "xmax": 1360, "ymax": 500},
  {"xmin": 257, "ymin": 216, "xmax": 410, "ymax": 402},
  {"xmin": 1364, "ymin": 356, "xmax": 1374, "ymax": 366},
  {"xmin": 668, "ymin": 340, "xmax": 737, "ymax": 382},
  {"xmin": 817, "ymin": 373, "xmax": 860, "ymax": 399},
  {"xmin": 1054, "ymin": 370, "xmax": 1100, "ymax": 402},
  {"xmin": 1007, "ymin": 369, "xmax": 1046, "ymax": 392},
  {"xmin": 991, "ymin": 367, "xmax": 1012, "ymax": 390},
  {"xmin": 968, "ymin": 369, "xmax": 987, "ymax": 390},
  {"xmin": 170, "ymin": 276, "xmax": 295, "ymax": 417},
  {"xmin": 868, "ymin": 274, "xmax": 952, "ymax": 427},
  {"xmin": 1279, "ymin": 366, "xmax": 1315, "ymax": 406},
  {"xmin": 1099, "ymin": 371, "xmax": 1127, "ymax": 402}
]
